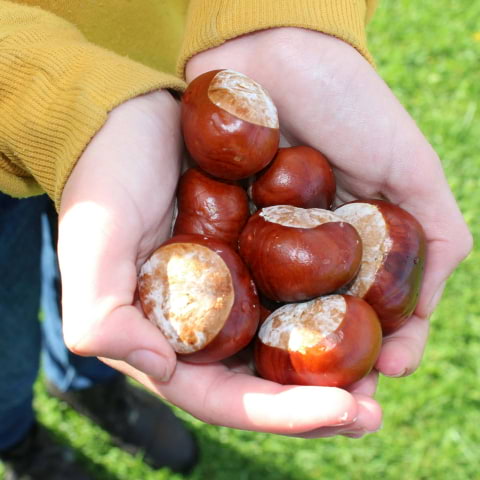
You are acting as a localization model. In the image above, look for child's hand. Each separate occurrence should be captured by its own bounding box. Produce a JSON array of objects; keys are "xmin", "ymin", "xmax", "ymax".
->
[
  {"xmin": 56, "ymin": 28, "xmax": 472, "ymax": 438},
  {"xmin": 57, "ymin": 88, "xmax": 380, "ymax": 439},
  {"xmin": 59, "ymin": 90, "xmax": 181, "ymax": 381},
  {"xmin": 186, "ymin": 28, "xmax": 472, "ymax": 378}
]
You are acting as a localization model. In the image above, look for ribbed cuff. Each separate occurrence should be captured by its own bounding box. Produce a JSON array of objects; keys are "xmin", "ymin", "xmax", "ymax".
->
[
  {"xmin": 178, "ymin": 0, "xmax": 374, "ymax": 78},
  {"xmin": 0, "ymin": 48, "xmax": 184, "ymax": 208}
]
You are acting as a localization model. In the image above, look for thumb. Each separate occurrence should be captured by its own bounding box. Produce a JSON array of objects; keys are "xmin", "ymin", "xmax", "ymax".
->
[{"xmin": 58, "ymin": 199, "xmax": 176, "ymax": 382}]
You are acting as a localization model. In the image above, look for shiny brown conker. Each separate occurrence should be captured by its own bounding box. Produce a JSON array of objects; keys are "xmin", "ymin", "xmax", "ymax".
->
[
  {"xmin": 173, "ymin": 167, "xmax": 249, "ymax": 248},
  {"xmin": 335, "ymin": 199, "xmax": 426, "ymax": 335},
  {"xmin": 254, "ymin": 294, "xmax": 382, "ymax": 388},
  {"xmin": 238, "ymin": 205, "xmax": 362, "ymax": 302},
  {"xmin": 181, "ymin": 69, "xmax": 280, "ymax": 180},
  {"xmin": 251, "ymin": 146, "xmax": 336, "ymax": 209},
  {"xmin": 138, "ymin": 234, "xmax": 260, "ymax": 363}
]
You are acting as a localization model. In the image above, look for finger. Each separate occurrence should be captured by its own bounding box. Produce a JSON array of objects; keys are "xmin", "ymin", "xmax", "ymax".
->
[
  {"xmin": 76, "ymin": 305, "xmax": 176, "ymax": 381},
  {"xmin": 375, "ymin": 314, "xmax": 430, "ymax": 377},
  {"xmin": 292, "ymin": 394, "xmax": 382, "ymax": 439},
  {"xmin": 58, "ymin": 200, "xmax": 176, "ymax": 381},
  {"xmin": 373, "ymin": 182, "xmax": 471, "ymax": 379},
  {"xmin": 397, "ymin": 186, "xmax": 472, "ymax": 320},
  {"xmin": 347, "ymin": 370, "xmax": 379, "ymax": 397},
  {"xmin": 101, "ymin": 358, "xmax": 363, "ymax": 436}
]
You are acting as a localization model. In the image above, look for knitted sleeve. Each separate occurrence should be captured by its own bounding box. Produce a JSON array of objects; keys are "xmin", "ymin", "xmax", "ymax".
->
[
  {"xmin": 178, "ymin": 0, "xmax": 379, "ymax": 77},
  {"xmin": 0, "ymin": 1, "xmax": 185, "ymax": 207}
]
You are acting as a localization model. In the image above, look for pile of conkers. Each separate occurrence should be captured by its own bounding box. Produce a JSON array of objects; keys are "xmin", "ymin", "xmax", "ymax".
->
[{"xmin": 138, "ymin": 69, "xmax": 426, "ymax": 388}]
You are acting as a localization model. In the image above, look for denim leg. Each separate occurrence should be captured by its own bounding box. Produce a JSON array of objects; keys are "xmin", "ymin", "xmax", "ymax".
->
[
  {"xmin": 40, "ymin": 203, "xmax": 119, "ymax": 392},
  {"xmin": 0, "ymin": 194, "xmax": 46, "ymax": 450}
]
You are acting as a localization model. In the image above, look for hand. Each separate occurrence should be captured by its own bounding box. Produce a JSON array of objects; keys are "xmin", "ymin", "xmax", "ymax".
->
[
  {"xmin": 186, "ymin": 28, "xmax": 472, "ymax": 378},
  {"xmin": 59, "ymin": 90, "xmax": 182, "ymax": 381},
  {"xmin": 58, "ymin": 28, "xmax": 472, "ymax": 440},
  {"xmin": 58, "ymin": 88, "xmax": 379, "ymax": 439},
  {"xmin": 179, "ymin": 28, "xmax": 469, "ymax": 431}
]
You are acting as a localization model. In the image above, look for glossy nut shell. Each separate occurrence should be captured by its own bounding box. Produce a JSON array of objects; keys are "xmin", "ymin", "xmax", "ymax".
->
[
  {"xmin": 181, "ymin": 69, "xmax": 280, "ymax": 180},
  {"xmin": 251, "ymin": 146, "xmax": 336, "ymax": 209},
  {"xmin": 138, "ymin": 234, "xmax": 260, "ymax": 363},
  {"xmin": 173, "ymin": 167, "xmax": 249, "ymax": 248},
  {"xmin": 254, "ymin": 295, "xmax": 382, "ymax": 388},
  {"xmin": 239, "ymin": 206, "xmax": 362, "ymax": 302},
  {"xmin": 335, "ymin": 200, "xmax": 426, "ymax": 335}
]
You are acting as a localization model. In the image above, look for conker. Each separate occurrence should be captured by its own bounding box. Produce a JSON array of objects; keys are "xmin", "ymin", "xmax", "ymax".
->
[
  {"xmin": 138, "ymin": 234, "xmax": 260, "ymax": 363},
  {"xmin": 173, "ymin": 167, "xmax": 249, "ymax": 248},
  {"xmin": 254, "ymin": 294, "xmax": 382, "ymax": 388},
  {"xmin": 251, "ymin": 146, "xmax": 336, "ymax": 209},
  {"xmin": 239, "ymin": 205, "xmax": 362, "ymax": 302},
  {"xmin": 335, "ymin": 199, "xmax": 426, "ymax": 335},
  {"xmin": 181, "ymin": 69, "xmax": 280, "ymax": 180}
]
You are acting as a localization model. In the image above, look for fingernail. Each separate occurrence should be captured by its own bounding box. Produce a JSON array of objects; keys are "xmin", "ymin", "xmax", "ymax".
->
[
  {"xmin": 384, "ymin": 368, "xmax": 407, "ymax": 378},
  {"xmin": 343, "ymin": 432, "xmax": 365, "ymax": 439},
  {"xmin": 332, "ymin": 413, "xmax": 358, "ymax": 427},
  {"xmin": 343, "ymin": 424, "xmax": 382, "ymax": 438},
  {"xmin": 126, "ymin": 349, "xmax": 173, "ymax": 382}
]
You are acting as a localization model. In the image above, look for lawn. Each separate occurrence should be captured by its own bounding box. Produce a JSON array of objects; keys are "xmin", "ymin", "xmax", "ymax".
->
[{"xmin": 2, "ymin": 1, "xmax": 479, "ymax": 479}]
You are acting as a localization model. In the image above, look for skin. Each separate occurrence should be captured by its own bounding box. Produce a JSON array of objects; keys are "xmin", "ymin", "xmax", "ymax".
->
[{"xmin": 58, "ymin": 28, "xmax": 472, "ymax": 439}]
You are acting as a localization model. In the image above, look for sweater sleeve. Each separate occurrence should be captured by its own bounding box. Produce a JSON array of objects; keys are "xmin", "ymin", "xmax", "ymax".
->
[
  {"xmin": 178, "ymin": 0, "xmax": 379, "ymax": 77},
  {"xmin": 0, "ymin": 1, "xmax": 185, "ymax": 207}
]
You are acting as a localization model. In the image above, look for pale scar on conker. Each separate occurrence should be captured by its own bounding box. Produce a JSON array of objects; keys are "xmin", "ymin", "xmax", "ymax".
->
[
  {"xmin": 138, "ymin": 242, "xmax": 234, "ymax": 354},
  {"xmin": 208, "ymin": 69, "xmax": 279, "ymax": 129}
]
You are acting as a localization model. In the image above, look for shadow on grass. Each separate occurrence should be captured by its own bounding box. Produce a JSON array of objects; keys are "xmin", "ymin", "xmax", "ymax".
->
[
  {"xmin": 45, "ymin": 420, "xmax": 295, "ymax": 480},
  {"xmin": 34, "ymin": 374, "xmax": 297, "ymax": 480},
  {"xmin": 186, "ymin": 426, "xmax": 297, "ymax": 480},
  {"xmin": 36, "ymin": 425, "xmax": 121, "ymax": 480}
]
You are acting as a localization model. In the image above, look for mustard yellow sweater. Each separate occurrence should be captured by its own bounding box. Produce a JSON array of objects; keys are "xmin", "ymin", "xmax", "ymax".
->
[{"xmin": 0, "ymin": 0, "xmax": 378, "ymax": 207}]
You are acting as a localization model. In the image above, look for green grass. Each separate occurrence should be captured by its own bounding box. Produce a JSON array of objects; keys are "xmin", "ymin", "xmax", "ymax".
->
[{"xmin": 2, "ymin": 1, "xmax": 479, "ymax": 479}]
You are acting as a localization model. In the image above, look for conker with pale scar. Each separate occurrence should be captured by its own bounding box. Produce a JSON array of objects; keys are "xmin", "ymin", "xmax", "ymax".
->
[
  {"xmin": 239, "ymin": 205, "xmax": 362, "ymax": 302},
  {"xmin": 251, "ymin": 146, "xmax": 336, "ymax": 209},
  {"xmin": 335, "ymin": 199, "xmax": 426, "ymax": 335},
  {"xmin": 254, "ymin": 294, "xmax": 382, "ymax": 388},
  {"xmin": 173, "ymin": 167, "xmax": 249, "ymax": 248},
  {"xmin": 181, "ymin": 69, "xmax": 280, "ymax": 180},
  {"xmin": 138, "ymin": 234, "xmax": 260, "ymax": 363}
]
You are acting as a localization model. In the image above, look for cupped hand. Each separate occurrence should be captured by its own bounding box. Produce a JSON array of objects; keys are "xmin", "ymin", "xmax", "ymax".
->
[
  {"xmin": 59, "ymin": 90, "xmax": 182, "ymax": 381},
  {"xmin": 186, "ymin": 28, "xmax": 473, "ymax": 379},
  {"xmin": 100, "ymin": 358, "xmax": 381, "ymax": 439},
  {"xmin": 57, "ymin": 27, "xmax": 472, "ymax": 440},
  {"xmin": 58, "ymin": 88, "xmax": 380, "ymax": 439}
]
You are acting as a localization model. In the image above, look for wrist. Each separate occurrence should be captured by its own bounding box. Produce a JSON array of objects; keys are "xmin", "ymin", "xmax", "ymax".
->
[
  {"xmin": 186, "ymin": 28, "xmax": 368, "ymax": 99},
  {"xmin": 61, "ymin": 89, "xmax": 181, "ymax": 218}
]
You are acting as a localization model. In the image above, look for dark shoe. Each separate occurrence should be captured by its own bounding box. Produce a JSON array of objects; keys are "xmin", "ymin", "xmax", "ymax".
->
[
  {"xmin": 0, "ymin": 422, "xmax": 92, "ymax": 480},
  {"xmin": 46, "ymin": 377, "xmax": 198, "ymax": 473}
]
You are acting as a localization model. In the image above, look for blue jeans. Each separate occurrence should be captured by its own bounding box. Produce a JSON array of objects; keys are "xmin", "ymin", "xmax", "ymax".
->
[{"xmin": 0, "ymin": 194, "xmax": 119, "ymax": 451}]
